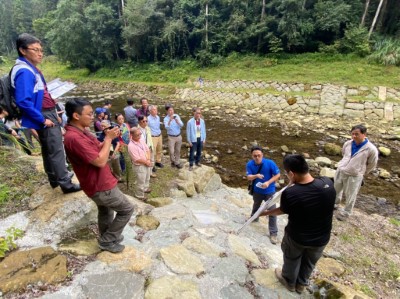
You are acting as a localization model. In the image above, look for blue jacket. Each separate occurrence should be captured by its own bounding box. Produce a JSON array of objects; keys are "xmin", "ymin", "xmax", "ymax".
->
[
  {"xmin": 11, "ymin": 58, "xmax": 46, "ymax": 130},
  {"xmin": 186, "ymin": 117, "xmax": 206, "ymax": 143}
]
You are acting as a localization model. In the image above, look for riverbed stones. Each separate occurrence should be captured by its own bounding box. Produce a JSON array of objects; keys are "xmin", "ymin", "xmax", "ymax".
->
[
  {"xmin": 320, "ymin": 167, "xmax": 336, "ymax": 178},
  {"xmin": 317, "ymin": 257, "xmax": 345, "ymax": 276},
  {"xmin": 135, "ymin": 215, "xmax": 160, "ymax": 230},
  {"xmin": 97, "ymin": 246, "xmax": 152, "ymax": 272},
  {"xmin": 159, "ymin": 244, "xmax": 205, "ymax": 274},
  {"xmin": 228, "ymin": 234, "xmax": 261, "ymax": 266},
  {"xmin": 146, "ymin": 197, "xmax": 172, "ymax": 208},
  {"xmin": 315, "ymin": 157, "xmax": 332, "ymax": 167},
  {"xmin": 182, "ymin": 236, "xmax": 223, "ymax": 257},
  {"xmin": 378, "ymin": 146, "xmax": 391, "ymax": 157},
  {"xmin": 378, "ymin": 168, "xmax": 391, "ymax": 179},
  {"xmin": 145, "ymin": 276, "xmax": 201, "ymax": 299},
  {"xmin": 324, "ymin": 143, "xmax": 342, "ymax": 156},
  {"xmin": 58, "ymin": 239, "xmax": 100, "ymax": 256},
  {"xmin": 0, "ymin": 247, "xmax": 67, "ymax": 294},
  {"xmin": 280, "ymin": 145, "xmax": 289, "ymax": 152},
  {"xmin": 220, "ymin": 284, "xmax": 253, "ymax": 299},
  {"xmin": 82, "ymin": 271, "xmax": 145, "ymax": 299},
  {"xmin": 210, "ymin": 256, "xmax": 249, "ymax": 285}
]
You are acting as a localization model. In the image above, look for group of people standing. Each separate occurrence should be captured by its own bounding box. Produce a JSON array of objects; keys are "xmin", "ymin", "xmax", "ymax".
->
[
  {"xmin": 7, "ymin": 32, "xmax": 381, "ymax": 292},
  {"xmin": 246, "ymin": 124, "xmax": 378, "ymax": 294}
]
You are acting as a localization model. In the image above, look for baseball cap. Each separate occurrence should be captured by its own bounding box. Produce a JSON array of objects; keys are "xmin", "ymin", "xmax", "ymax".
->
[{"xmin": 95, "ymin": 107, "xmax": 106, "ymax": 115}]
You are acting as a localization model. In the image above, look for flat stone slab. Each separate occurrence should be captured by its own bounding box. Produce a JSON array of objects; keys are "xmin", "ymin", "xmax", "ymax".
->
[
  {"xmin": 182, "ymin": 236, "xmax": 224, "ymax": 257},
  {"xmin": 97, "ymin": 246, "xmax": 152, "ymax": 272},
  {"xmin": 210, "ymin": 256, "xmax": 249, "ymax": 285},
  {"xmin": 160, "ymin": 244, "xmax": 204, "ymax": 274},
  {"xmin": 145, "ymin": 275, "xmax": 201, "ymax": 299},
  {"xmin": 58, "ymin": 239, "xmax": 100, "ymax": 256},
  {"xmin": 220, "ymin": 283, "xmax": 253, "ymax": 299},
  {"xmin": 228, "ymin": 234, "xmax": 261, "ymax": 266},
  {"xmin": 82, "ymin": 271, "xmax": 144, "ymax": 299},
  {"xmin": 192, "ymin": 209, "xmax": 224, "ymax": 225}
]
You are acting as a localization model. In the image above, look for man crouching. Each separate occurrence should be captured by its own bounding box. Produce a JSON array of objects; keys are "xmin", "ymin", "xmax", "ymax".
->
[{"xmin": 64, "ymin": 98, "xmax": 134, "ymax": 253}]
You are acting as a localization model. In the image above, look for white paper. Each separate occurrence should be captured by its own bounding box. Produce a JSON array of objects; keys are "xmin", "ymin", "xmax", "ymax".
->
[
  {"xmin": 47, "ymin": 78, "xmax": 77, "ymax": 99},
  {"xmin": 256, "ymin": 182, "xmax": 263, "ymax": 188},
  {"xmin": 236, "ymin": 184, "xmax": 291, "ymax": 234}
]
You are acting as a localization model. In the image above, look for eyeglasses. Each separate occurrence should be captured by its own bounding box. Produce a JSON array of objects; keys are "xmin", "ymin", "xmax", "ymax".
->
[
  {"xmin": 252, "ymin": 154, "xmax": 262, "ymax": 158},
  {"xmin": 27, "ymin": 48, "xmax": 44, "ymax": 54},
  {"xmin": 141, "ymin": 120, "xmax": 148, "ymax": 123}
]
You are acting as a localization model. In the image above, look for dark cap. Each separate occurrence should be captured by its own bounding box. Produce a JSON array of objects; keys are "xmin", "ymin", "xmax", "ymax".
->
[{"xmin": 165, "ymin": 104, "xmax": 173, "ymax": 111}]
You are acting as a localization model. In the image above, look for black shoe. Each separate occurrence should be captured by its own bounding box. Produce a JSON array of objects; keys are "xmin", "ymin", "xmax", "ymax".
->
[
  {"xmin": 99, "ymin": 242, "xmax": 125, "ymax": 253},
  {"xmin": 61, "ymin": 184, "xmax": 81, "ymax": 194},
  {"xmin": 67, "ymin": 171, "xmax": 75, "ymax": 180},
  {"xmin": 50, "ymin": 182, "xmax": 59, "ymax": 188},
  {"xmin": 171, "ymin": 162, "xmax": 176, "ymax": 168},
  {"xmin": 155, "ymin": 162, "xmax": 164, "ymax": 168},
  {"xmin": 115, "ymin": 235, "xmax": 124, "ymax": 244},
  {"xmin": 152, "ymin": 167, "xmax": 157, "ymax": 173},
  {"xmin": 176, "ymin": 163, "xmax": 183, "ymax": 169},
  {"xmin": 195, "ymin": 162, "xmax": 202, "ymax": 167}
]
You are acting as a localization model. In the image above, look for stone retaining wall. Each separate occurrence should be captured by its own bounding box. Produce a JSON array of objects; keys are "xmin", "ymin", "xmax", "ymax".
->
[{"xmin": 179, "ymin": 80, "xmax": 400, "ymax": 121}]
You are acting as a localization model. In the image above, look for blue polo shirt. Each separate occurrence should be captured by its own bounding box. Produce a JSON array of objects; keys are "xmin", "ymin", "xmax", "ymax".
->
[
  {"xmin": 164, "ymin": 114, "xmax": 183, "ymax": 136},
  {"xmin": 148, "ymin": 114, "xmax": 161, "ymax": 136},
  {"xmin": 246, "ymin": 158, "xmax": 280, "ymax": 195}
]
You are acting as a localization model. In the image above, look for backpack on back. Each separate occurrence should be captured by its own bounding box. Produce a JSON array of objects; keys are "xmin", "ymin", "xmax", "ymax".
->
[{"xmin": 0, "ymin": 68, "xmax": 20, "ymax": 121}]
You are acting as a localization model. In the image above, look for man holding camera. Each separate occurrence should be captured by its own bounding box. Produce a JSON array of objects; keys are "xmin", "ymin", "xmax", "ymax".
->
[
  {"xmin": 64, "ymin": 98, "xmax": 134, "ymax": 253},
  {"xmin": 246, "ymin": 146, "xmax": 280, "ymax": 244},
  {"xmin": 164, "ymin": 104, "xmax": 184, "ymax": 168}
]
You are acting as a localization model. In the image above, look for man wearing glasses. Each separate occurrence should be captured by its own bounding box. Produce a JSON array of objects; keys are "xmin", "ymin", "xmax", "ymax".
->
[
  {"xmin": 11, "ymin": 33, "xmax": 80, "ymax": 193},
  {"xmin": 246, "ymin": 145, "xmax": 280, "ymax": 244}
]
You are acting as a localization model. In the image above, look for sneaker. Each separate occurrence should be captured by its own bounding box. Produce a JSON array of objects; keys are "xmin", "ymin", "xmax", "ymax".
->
[
  {"xmin": 336, "ymin": 211, "xmax": 349, "ymax": 221},
  {"xmin": 189, "ymin": 165, "xmax": 193, "ymax": 171},
  {"xmin": 171, "ymin": 162, "xmax": 176, "ymax": 168},
  {"xmin": 98, "ymin": 242, "xmax": 125, "ymax": 253},
  {"xmin": 61, "ymin": 184, "xmax": 81, "ymax": 194},
  {"xmin": 195, "ymin": 162, "xmax": 202, "ymax": 167},
  {"xmin": 152, "ymin": 167, "xmax": 157, "ymax": 173},
  {"xmin": 144, "ymin": 189, "xmax": 152, "ymax": 193},
  {"xmin": 115, "ymin": 235, "xmax": 124, "ymax": 244},
  {"xmin": 155, "ymin": 162, "xmax": 164, "ymax": 168},
  {"xmin": 150, "ymin": 173, "xmax": 157, "ymax": 178},
  {"xmin": 275, "ymin": 268, "xmax": 295, "ymax": 292},
  {"xmin": 296, "ymin": 284, "xmax": 305, "ymax": 294},
  {"xmin": 176, "ymin": 163, "xmax": 183, "ymax": 169},
  {"xmin": 270, "ymin": 235, "xmax": 278, "ymax": 245}
]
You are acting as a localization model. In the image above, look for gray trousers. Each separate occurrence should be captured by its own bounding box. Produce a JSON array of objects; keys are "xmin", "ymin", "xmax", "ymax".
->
[
  {"xmin": 133, "ymin": 164, "xmax": 151, "ymax": 198},
  {"xmin": 281, "ymin": 233, "xmax": 325, "ymax": 287},
  {"xmin": 334, "ymin": 169, "xmax": 363, "ymax": 215},
  {"xmin": 168, "ymin": 135, "xmax": 182, "ymax": 165},
  {"xmin": 252, "ymin": 192, "xmax": 278, "ymax": 236},
  {"xmin": 91, "ymin": 186, "xmax": 134, "ymax": 245},
  {"xmin": 37, "ymin": 109, "xmax": 72, "ymax": 189}
]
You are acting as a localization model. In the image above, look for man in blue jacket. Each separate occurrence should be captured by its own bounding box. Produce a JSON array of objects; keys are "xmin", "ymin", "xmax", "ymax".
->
[
  {"xmin": 11, "ymin": 33, "xmax": 80, "ymax": 193},
  {"xmin": 186, "ymin": 107, "xmax": 206, "ymax": 171}
]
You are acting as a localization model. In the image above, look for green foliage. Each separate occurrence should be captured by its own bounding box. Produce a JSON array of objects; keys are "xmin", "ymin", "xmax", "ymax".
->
[
  {"xmin": 0, "ymin": 184, "xmax": 10, "ymax": 203},
  {"xmin": 389, "ymin": 218, "xmax": 400, "ymax": 226},
  {"xmin": 340, "ymin": 27, "xmax": 371, "ymax": 57},
  {"xmin": 314, "ymin": 0, "xmax": 351, "ymax": 35},
  {"xmin": 368, "ymin": 37, "xmax": 400, "ymax": 66},
  {"xmin": 0, "ymin": 226, "xmax": 24, "ymax": 258}
]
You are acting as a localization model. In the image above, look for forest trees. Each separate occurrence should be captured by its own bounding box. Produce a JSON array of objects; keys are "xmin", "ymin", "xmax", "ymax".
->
[{"xmin": 0, "ymin": 0, "xmax": 399, "ymax": 69}]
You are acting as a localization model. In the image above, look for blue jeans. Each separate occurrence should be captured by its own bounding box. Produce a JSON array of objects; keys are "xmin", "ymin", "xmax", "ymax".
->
[
  {"xmin": 252, "ymin": 192, "xmax": 278, "ymax": 236},
  {"xmin": 189, "ymin": 137, "xmax": 203, "ymax": 166}
]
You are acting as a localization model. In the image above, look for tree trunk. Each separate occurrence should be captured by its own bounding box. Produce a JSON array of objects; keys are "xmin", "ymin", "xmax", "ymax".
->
[
  {"xmin": 205, "ymin": 2, "xmax": 209, "ymax": 49},
  {"xmin": 377, "ymin": 0, "xmax": 389, "ymax": 32},
  {"xmin": 368, "ymin": 0, "xmax": 385, "ymax": 39},
  {"xmin": 360, "ymin": 0, "xmax": 370, "ymax": 27},
  {"xmin": 257, "ymin": 0, "xmax": 266, "ymax": 53}
]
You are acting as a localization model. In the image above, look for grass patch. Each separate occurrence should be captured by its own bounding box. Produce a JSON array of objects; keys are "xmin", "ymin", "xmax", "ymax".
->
[
  {"xmin": 389, "ymin": 218, "xmax": 400, "ymax": 226},
  {"xmin": 357, "ymin": 284, "xmax": 375, "ymax": 297}
]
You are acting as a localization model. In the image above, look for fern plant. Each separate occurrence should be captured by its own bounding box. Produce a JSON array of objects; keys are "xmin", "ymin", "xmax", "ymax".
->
[{"xmin": 368, "ymin": 37, "xmax": 400, "ymax": 66}]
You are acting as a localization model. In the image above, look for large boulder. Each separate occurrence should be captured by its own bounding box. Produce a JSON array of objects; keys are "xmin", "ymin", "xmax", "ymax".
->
[
  {"xmin": 0, "ymin": 247, "xmax": 67, "ymax": 294},
  {"xmin": 378, "ymin": 146, "xmax": 391, "ymax": 157},
  {"xmin": 176, "ymin": 165, "xmax": 220, "ymax": 197},
  {"xmin": 324, "ymin": 143, "xmax": 342, "ymax": 156}
]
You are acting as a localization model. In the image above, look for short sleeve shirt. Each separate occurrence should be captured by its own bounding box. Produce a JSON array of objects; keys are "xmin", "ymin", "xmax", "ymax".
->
[
  {"xmin": 64, "ymin": 125, "xmax": 118, "ymax": 197},
  {"xmin": 246, "ymin": 158, "xmax": 280, "ymax": 195},
  {"xmin": 280, "ymin": 177, "xmax": 336, "ymax": 246}
]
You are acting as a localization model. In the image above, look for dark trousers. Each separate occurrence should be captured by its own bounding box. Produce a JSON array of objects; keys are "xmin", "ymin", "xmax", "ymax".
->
[
  {"xmin": 37, "ymin": 109, "xmax": 72, "ymax": 189},
  {"xmin": 189, "ymin": 137, "xmax": 203, "ymax": 166},
  {"xmin": 252, "ymin": 192, "xmax": 278, "ymax": 236},
  {"xmin": 91, "ymin": 186, "xmax": 134, "ymax": 244},
  {"xmin": 119, "ymin": 152, "xmax": 126, "ymax": 173},
  {"xmin": 281, "ymin": 233, "xmax": 325, "ymax": 287}
]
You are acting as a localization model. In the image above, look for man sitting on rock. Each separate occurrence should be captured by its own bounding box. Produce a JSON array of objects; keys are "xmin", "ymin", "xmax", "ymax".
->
[
  {"xmin": 334, "ymin": 124, "xmax": 378, "ymax": 221},
  {"xmin": 259, "ymin": 154, "xmax": 336, "ymax": 294},
  {"xmin": 64, "ymin": 98, "xmax": 134, "ymax": 253}
]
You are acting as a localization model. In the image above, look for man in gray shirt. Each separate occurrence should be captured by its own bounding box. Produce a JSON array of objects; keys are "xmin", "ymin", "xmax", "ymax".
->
[{"xmin": 124, "ymin": 99, "xmax": 138, "ymax": 127}]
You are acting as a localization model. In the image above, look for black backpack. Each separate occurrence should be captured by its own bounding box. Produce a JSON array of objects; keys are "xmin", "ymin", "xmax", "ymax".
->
[{"xmin": 0, "ymin": 67, "xmax": 20, "ymax": 121}]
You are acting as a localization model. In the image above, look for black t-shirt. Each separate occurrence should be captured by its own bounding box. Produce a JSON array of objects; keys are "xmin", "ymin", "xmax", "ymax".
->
[{"xmin": 280, "ymin": 177, "xmax": 336, "ymax": 247}]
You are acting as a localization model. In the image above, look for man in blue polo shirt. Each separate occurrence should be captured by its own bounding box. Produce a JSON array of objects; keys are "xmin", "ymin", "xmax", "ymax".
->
[{"xmin": 246, "ymin": 145, "xmax": 280, "ymax": 244}]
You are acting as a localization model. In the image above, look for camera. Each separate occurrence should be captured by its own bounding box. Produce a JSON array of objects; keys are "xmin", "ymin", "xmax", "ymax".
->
[{"xmin": 173, "ymin": 115, "xmax": 177, "ymax": 119}]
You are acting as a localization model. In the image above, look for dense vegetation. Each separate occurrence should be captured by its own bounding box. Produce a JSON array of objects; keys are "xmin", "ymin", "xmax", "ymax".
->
[{"xmin": 0, "ymin": 0, "xmax": 399, "ymax": 70}]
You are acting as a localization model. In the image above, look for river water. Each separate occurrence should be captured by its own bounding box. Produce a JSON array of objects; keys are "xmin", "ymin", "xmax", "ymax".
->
[{"xmin": 73, "ymin": 92, "xmax": 400, "ymax": 218}]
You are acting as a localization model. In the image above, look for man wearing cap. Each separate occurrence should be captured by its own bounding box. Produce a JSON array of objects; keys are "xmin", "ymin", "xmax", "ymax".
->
[
  {"xmin": 94, "ymin": 107, "xmax": 106, "ymax": 133},
  {"xmin": 164, "ymin": 105, "xmax": 183, "ymax": 168},
  {"xmin": 11, "ymin": 33, "xmax": 79, "ymax": 193}
]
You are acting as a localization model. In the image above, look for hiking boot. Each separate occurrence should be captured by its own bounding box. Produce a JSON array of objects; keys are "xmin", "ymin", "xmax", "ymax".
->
[
  {"xmin": 99, "ymin": 242, "xmax": 125, "ymax": 253},
  {"xmin": 270, "ymin": 235, "xmax": 278, "ymax": 245},
  {"xmin": 296, "ymin": 284, "xmax": 305, "ymax": 294},
  {"xmin": 275, "ymin": 268, "xmax": 295, "ymax": 292}
]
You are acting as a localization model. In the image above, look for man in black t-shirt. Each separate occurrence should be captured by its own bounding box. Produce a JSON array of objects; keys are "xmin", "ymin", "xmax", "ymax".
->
[{"xmin": 259, "ymin": 154, "xmax": 335, "ymax": 294}]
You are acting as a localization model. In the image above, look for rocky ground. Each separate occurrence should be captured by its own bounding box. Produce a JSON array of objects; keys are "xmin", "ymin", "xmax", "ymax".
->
[{"xmin": 0, "ymin": 151, "xmax": 398, "ymax": 299}]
